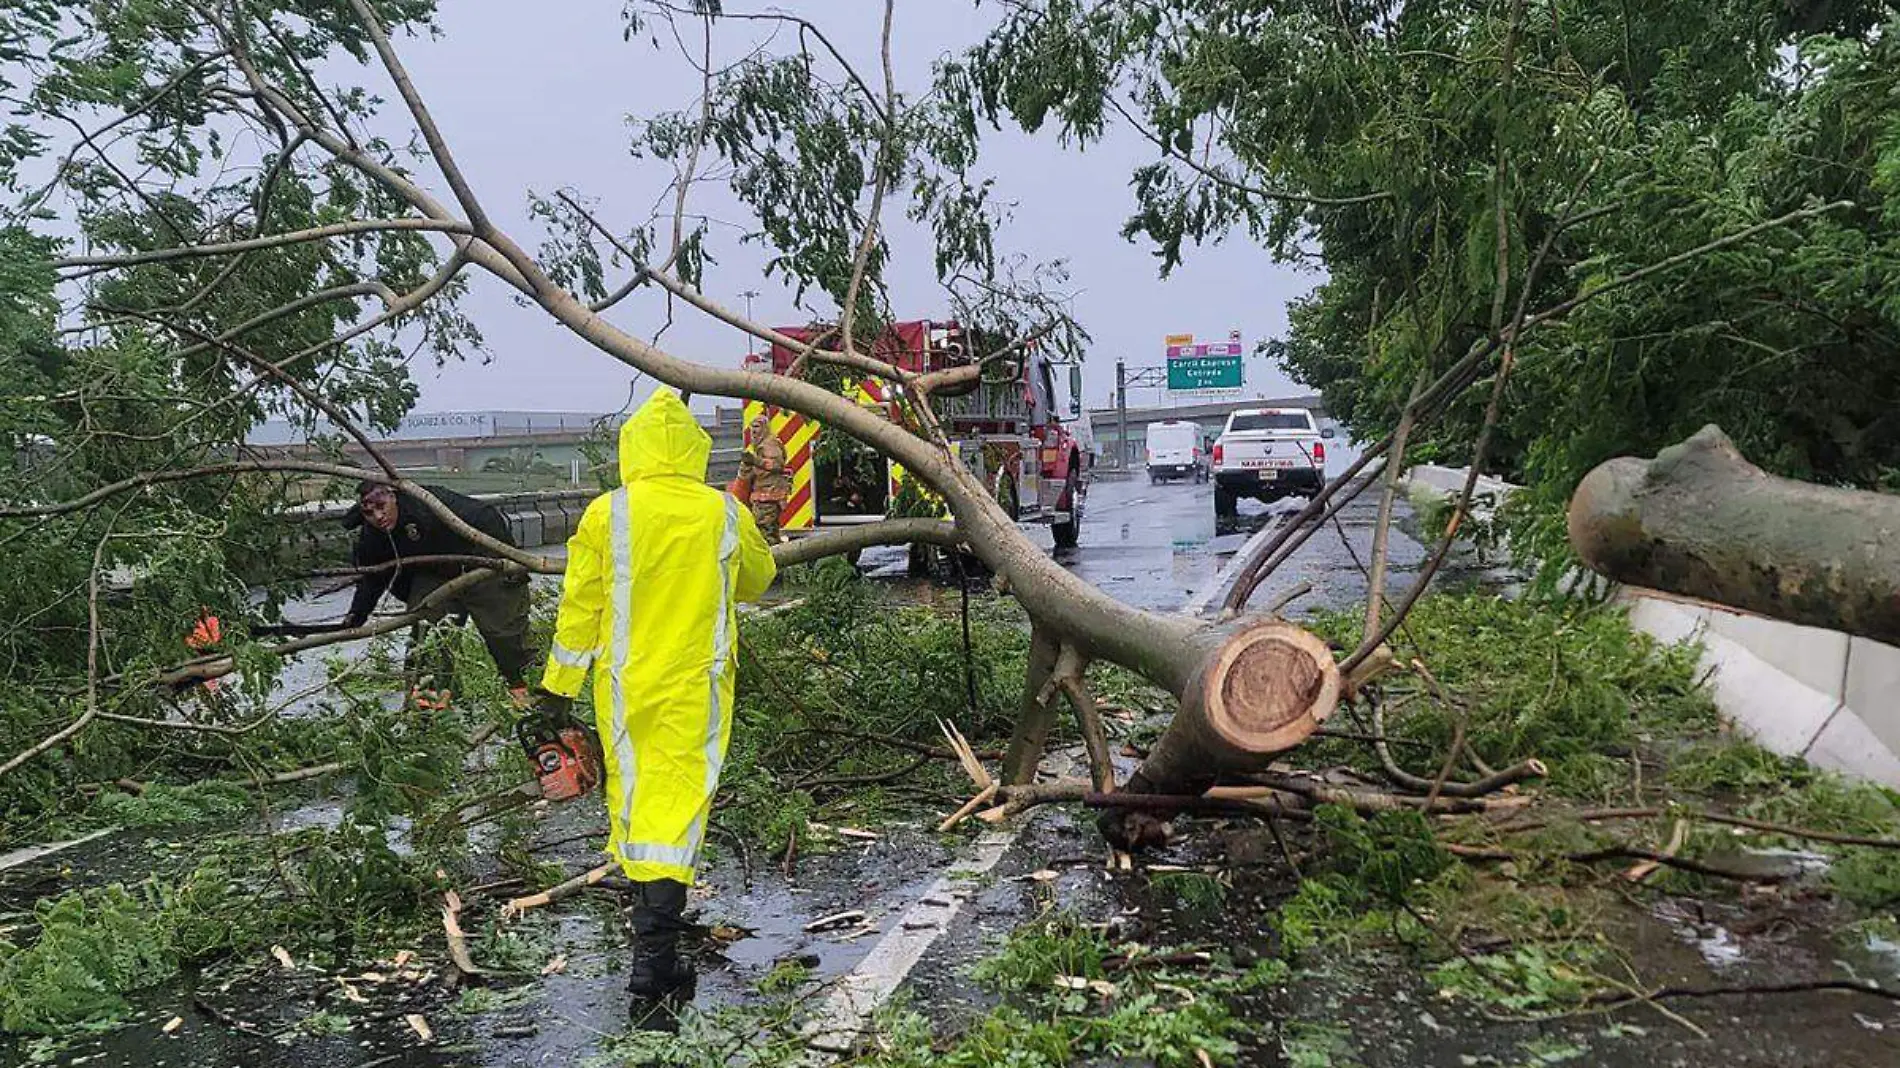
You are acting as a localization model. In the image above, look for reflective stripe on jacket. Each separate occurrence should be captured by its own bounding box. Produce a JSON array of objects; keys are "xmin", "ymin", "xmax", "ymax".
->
[{"xmin": 540, "ymin": 389, "xmax": 777, "ymax": 883}]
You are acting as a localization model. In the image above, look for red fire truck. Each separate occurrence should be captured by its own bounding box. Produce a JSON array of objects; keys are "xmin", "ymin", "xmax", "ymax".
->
[{"xmin": 741, "ymin": 320, "xmax": 1091, "ymax": 561}]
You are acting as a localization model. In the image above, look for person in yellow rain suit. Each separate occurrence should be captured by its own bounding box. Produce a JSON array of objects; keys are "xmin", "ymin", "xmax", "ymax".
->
[{"xmin": 532, "ymin": 388, "xmax": 776, "ymax": 1014}]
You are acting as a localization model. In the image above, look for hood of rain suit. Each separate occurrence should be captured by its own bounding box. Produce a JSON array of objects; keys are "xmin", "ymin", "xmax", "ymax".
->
[{"xmin": 619, "ymin": 388, "xmax": 710, "ymax": 485}]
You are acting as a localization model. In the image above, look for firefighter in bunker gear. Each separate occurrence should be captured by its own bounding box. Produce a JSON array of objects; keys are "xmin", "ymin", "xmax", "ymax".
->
[
  {"xmin": 537, "ymin": 388, "xmax": 776, "ymax": 1005},
  {"xmin": 738, "ymin": 412, "xmax": 790, "ymax": 541}
]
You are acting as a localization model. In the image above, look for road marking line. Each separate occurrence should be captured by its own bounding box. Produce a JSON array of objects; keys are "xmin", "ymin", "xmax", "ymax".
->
[
  {"xmin": 0, "ymin": 827, "xmax": 115, "ymax": 872},
  {"xmin": 800, "ymin": 825, "xmax": 1022, "ymax": 1057}
]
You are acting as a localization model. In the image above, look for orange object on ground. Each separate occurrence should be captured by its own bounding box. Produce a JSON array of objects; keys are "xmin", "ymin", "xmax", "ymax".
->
[{"xmin": 185, "ymin": 614, "xmax": 222, "ymax": 650}]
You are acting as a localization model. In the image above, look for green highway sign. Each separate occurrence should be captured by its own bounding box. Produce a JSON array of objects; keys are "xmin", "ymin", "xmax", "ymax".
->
[{"xmin": 1166, "ymin": 352, "xmax": 1243, "ymax": 391}]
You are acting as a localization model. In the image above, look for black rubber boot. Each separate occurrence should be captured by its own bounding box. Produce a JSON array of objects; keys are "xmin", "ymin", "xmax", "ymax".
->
[{"xmin": 627, "ymin": 879, "xmax": 694, "ymax": 1028}]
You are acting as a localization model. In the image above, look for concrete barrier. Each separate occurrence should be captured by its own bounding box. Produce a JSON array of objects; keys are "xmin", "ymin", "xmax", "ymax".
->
[{"xmin": 1404, "ymin": 466, "xmax": 1900, "ymax": 788}]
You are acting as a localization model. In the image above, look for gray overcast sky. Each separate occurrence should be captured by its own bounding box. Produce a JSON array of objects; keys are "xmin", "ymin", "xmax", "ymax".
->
[{"xmin": 379, "ymin": 2, "xmax": 1319, "ymax": 415}]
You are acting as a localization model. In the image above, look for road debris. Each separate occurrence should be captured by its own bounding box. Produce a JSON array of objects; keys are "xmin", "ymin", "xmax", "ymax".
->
[{"xmin": 805, "ymin": 909, "xmax": 867, "ymax": 933}]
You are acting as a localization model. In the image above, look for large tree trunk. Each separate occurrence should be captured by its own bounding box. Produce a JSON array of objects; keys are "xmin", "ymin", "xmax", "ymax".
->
[{"xmin": 1568, "ymin": 424, "xmax": 1900, "ymax": 645}]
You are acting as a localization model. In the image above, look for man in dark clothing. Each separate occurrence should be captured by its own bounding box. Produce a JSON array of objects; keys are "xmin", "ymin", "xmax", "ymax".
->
[{"xmin": 341, "ymin": 481, "xmax": 534, "ymax": 707}]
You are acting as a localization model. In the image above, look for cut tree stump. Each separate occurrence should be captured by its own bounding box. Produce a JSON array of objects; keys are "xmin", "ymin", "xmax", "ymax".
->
[
  {"xmin": 1101, "ymin": 620, "xmax": 1339, "ymax": 848},
  {"xmin": 1569, "ymin": 424, "xmax": 1900, "ymax": 646}
]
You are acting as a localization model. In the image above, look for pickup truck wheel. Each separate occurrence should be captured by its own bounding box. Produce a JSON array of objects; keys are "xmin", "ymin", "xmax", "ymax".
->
[
  {"xmin": 1052, "ymin": 470, "xmax": 1082, "ymax": 549},
  {"xmin": 1215, "ymin": 485, "xmax": 1238, "ymax": 519}
]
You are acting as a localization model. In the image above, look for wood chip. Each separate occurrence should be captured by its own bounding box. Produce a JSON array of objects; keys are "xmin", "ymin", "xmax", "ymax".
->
[
  {"xmin": 835, "ymin": 827, "xmax": 881, "ymax": 841},
  {"xmin": 1196, "ymin": 1049, "xmax": 1215, "ymax": 1068},
  {"xmin": 161, "ymin": 1015, "xmax": 183, "ymax": 1034},
  {"xmin": 335, "ymin": 978, "xmax": 368, "ymax": 1004},
  {"xmin": 540, "ymin": 953, "xmax": 567, "ymax": 976},
  {"xmin": 1029, "ymin": 869, "xmax": 1059, "ymax": 882},
  {"xmin": 405, "ymin": 1014, "xmax": 434, "ymax": 1043},
  {"xmin": 1625, "ymin": 819, "xmax": 1689, "ymax": 883},
  {"xmin": 804, "ymin": 909, "xmax": 866, "ymax": 933},
  {"xmin": 270, "ymin": 945, "xmax": 295, "ymax": 971},
  {"xmin": 392, "ymin": 950, "xmax": 415, "ymax": 968}
]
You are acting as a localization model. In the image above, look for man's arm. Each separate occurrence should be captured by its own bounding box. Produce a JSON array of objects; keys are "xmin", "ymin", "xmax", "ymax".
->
[
  {"xmin": 343, "ymin": 534, "xmax": 394, "ymax": 627},
  {"xmin": 732, "ymin": 500, "xmax": 778, "ymax": 604},
  {"xmin": 540, "ymin": 501, "xmax": 607, "ymax": 698}
]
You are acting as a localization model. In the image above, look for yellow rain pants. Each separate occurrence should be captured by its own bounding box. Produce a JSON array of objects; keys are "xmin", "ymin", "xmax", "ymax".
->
[{"xmin": 539, "ymin": 389, "xmax": 777, "ymax": 884}]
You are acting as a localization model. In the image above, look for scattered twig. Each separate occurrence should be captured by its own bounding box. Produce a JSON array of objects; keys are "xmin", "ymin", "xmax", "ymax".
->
[
  {"xmin": 440, "ymin": 890, "xmax": 485, "ymax": 983},
  {"xmin": 804, "ymin": 910, "xmax": 866, "ymax": 933},
  {"xmin": 1492, "ymin": 806, "xmax": 1900, "ymax": 850},
  {"xmin": 503, "ymin": 862, "xmax": 614, "ymax": 917},
  {"xmin": 802, "ymin": 753, "xmax": 932, "ymax": 792},
  {"xmin": 938, "ymin": 782, "xmax": 999, "ymax": 833},
  {"xmin": 1622, "ymin": 819, "xmax": 1687, "ymax": 882},
  {"xmin": 1444, "ymin": 842, "xmax": 1790, "ymax": 883},
  {"xmin": 1364, "ymin": 370, "xmax": 1427, "ymax": 638}
]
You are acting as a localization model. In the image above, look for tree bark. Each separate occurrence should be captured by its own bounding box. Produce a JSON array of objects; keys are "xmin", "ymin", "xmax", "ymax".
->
[
  {"xmin": 1569, "ymin": 425, "xmax": 1900, "ymax": 646},
  {"xmin": 1001, "ymin": 626, "xmax": 1062, "ymax": 784},
  {"xmin": 1102, "ymin": 621, "xmax": 1339, "ymax": 846}
]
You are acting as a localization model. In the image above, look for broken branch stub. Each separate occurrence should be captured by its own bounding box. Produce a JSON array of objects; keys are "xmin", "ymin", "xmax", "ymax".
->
[
  {"xmin": 1102, "ymin": 621, "xmax": 1339, "ymax": 848},
  {"xmin": 1568, "ymin": 424, "xmax": 1900, "ymax": 645}
]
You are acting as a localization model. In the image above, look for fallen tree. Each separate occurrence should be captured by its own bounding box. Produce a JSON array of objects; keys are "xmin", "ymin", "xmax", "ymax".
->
[
  {"xmin": 3, "ymin": 3, "xmax": 1869, "ymax": 851},
  {"xmin": 1569, "ymin": 424, "xmax": 1900, "ymax": 646},
  {"xmin": 1, "ymin": 0, "xmax": 1347, "ymax": 809}
]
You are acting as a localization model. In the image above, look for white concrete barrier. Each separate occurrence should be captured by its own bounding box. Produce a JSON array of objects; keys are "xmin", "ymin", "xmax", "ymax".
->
[{"xmin": 1405, "ymin": 466, "xmax": 1900, "ymax": 788}]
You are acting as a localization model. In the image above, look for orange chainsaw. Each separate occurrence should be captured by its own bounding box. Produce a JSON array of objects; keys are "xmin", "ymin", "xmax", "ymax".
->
[{"xmin": 516, "ymin": 700, "xmax": 602, "ymax": 802}]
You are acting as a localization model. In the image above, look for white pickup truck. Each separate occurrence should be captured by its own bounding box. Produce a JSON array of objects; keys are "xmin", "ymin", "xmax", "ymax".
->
[{"xmin": 1212, "ymin": 407, "xmax": 1333, "ymax": 522}]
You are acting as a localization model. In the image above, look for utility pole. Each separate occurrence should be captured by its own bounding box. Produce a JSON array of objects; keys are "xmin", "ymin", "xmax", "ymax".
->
[
  {"xmin": 1115, "ymin": 359, "xmax": 1129, "ymax": 469},
  {"xmin": 740, "ymin": 289, "xmax": 760, "ymax": 357}
]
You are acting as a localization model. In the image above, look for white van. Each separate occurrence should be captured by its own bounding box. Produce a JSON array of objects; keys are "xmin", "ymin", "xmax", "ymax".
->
[{"xmin": 1145, "ymin": 420, "xmax": 1208, "ymax": 484}]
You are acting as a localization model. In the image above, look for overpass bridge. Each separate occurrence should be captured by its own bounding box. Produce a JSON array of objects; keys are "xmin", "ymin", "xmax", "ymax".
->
[{"xmin": 251, "ymin": 391, "xmax": 1336, "ymax": 506}]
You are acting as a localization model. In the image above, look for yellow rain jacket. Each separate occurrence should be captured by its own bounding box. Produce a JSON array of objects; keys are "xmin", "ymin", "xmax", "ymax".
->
[{"xmin": 540, "ymin": 388, "xmax": 777, "ymax": 884}]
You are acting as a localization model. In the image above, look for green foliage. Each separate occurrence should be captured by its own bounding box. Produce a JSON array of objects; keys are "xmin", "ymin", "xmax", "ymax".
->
[
  {"xmin": 1430, "ymin": 944, "xmax": 1603, "ymax": 1013},
  {"xmin": 0, "ymin": 884, "xmax": 175, "ymax": 1034},
  {"xmin": 1, "ymin": 816, "xmax": 441, "ymax": 1036},
  {"xmin": 1314, "ymin": 806, "xmax": 1450, "ymax": 903},
  {"xmin": 1148, "ymin": 871, "xmax": 1227, "ymax": 918},
  {"xmin": 960, "ymin": 0, "xmax": 1900, "ymax": 577},
  {"xmin": 720, "ymin": 567, "xmax": 1030, "ymax": 848},
  {"xmin": 1305, "ymin": 592, "xmax": 1717, "ymax": 800},
  {"xmin": 755, "ymin": 957, "xmax": 813, "ymax": 995},
  {"xmin": 1829, "ymin": 849, "xmax": 1900, "ymax": 909},
  {"xmin": 87, "ymin": 781, "xmax": 250, "ymax": 829},
  {"xmin": 1281, "ymin": 1021, "xmax": 1362, "ymax": 1068},
  {"xmin": 970, "ymin": 913, "xmax": 1110, "ymax": 991}
]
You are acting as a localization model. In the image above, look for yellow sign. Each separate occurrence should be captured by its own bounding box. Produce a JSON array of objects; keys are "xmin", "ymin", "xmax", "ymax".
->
[{"xmin": 1164, "ymin": 333, "xmax": 1194, "ymax": 347}]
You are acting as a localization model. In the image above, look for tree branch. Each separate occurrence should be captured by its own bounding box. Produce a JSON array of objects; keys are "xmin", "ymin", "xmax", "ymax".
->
[
  {"xmin": 52, "ymin": 218, "xmax": 473, "ymax": 270},
  {"xmin": 95, "ymin": 305, "xmax": 404, "ymax": 480},
  {"xmin": 344, "ymin": 0, "xmax": 494, "ymax": 234},
  {"xmin": 1106, "ymin": 94, "xmax": 1389, "ymax": 207},
  {"xmin": 768, "ymin": 517, "xmax": 962, "ymax": 568},
  {"xmin": 0, "ymin": 536, "xmax": 110, "ymax": 779}
]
